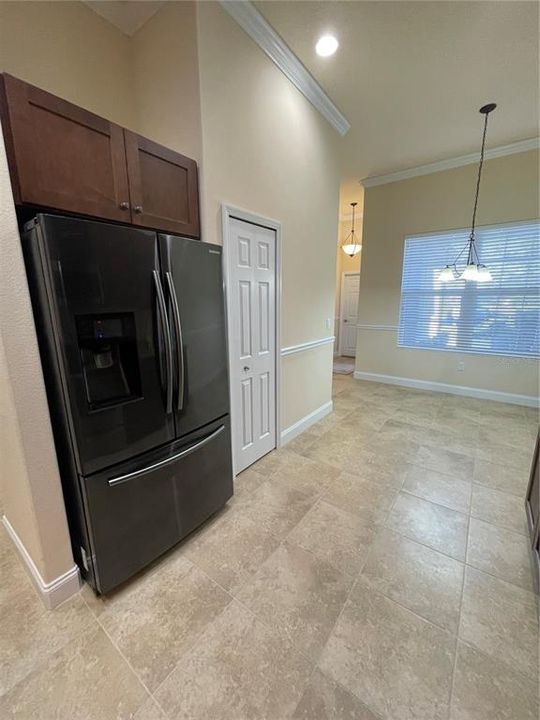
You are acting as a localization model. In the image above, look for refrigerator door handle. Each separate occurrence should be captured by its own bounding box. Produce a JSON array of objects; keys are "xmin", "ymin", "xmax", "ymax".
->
[
  {"xmin": 165, "ymin": 271, "xmax": 185, "ymax": 411},
  {"xmin": 153, "ymin": 270, "xmax": 173, "ymax": 414},
  {"xmin": 108, "ymin": 424, "xmax": 226, "ymax": 487}
]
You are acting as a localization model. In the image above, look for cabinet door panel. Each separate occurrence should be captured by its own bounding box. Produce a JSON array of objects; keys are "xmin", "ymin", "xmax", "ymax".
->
[
  {"xmin": 0, "ymin": 74, "xmax": 130, "ymax": 222},
  {"xmin": 125, "ymin": 130, "xmax": 200, "ymax": 237}
]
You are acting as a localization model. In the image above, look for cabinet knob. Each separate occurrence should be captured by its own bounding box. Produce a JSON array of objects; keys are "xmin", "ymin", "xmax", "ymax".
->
[
  {"xmin": 134, "ymin": 205, "xmax": 143, "ymax": 214},
  {"xmin": 119, "ymin": 201, "xmax": 130, "ymax": 210}
]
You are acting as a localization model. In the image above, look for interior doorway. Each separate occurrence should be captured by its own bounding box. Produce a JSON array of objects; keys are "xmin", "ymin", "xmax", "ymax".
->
[
  {"xmin": 339, "ymin": 272, "xmax": 360, "ymax": 356},
  {"xmin": 221, "ymin": 206, "xmax": 281, "ymax": 475}
]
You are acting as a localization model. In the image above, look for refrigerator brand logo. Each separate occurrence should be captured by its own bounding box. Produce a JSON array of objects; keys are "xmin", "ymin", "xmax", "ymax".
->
[{"xmin": 208, "ymin": 250, "xmax": 220, "ymax": 255}]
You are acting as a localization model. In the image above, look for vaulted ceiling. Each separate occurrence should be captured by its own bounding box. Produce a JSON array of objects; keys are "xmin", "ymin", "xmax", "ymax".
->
[
  {"xmin": 256, "ymin": 1, "xmax": 539, "ymax": 185},
  {"xmin": 82, "ymin": 0, "xmax": 538, "ymax": 205}
]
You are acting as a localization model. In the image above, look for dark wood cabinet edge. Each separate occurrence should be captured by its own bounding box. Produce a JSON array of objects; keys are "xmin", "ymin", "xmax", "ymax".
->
[{"xmin": 0, "ymin": 74, "xmax": 22, "ymax": 203}]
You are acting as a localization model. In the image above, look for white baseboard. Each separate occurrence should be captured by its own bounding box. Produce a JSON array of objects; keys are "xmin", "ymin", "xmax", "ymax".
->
[
  {"xmin": 280, "ymin": 400, "xmax": 333, "ymax": 444},
  {"xmin": 2, "ymin": 515, "xmax": 80, "ymax": 609},
  {"xmin": 353, "ymin": 371, "xmax": 538, "ymax": 408}
]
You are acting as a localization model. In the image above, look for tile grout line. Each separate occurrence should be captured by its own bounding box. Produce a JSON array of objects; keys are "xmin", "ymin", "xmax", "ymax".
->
[
  {"xmin": 448, "ymin": 501, "xmax": 471, "ymax": 717},
  {"xmin": 80, "ymin": 590, "xmax": 172, "ymax": 719}
]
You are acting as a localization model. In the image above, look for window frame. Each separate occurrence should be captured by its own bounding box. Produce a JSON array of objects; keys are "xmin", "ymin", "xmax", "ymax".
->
[{"xmin": 397, "ymin": 219, "xmax": 540, "ymax": 360}]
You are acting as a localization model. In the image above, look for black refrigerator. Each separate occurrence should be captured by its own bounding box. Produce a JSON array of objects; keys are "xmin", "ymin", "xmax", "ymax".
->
[{"xmin": 22, "ymin": 214, "xmax": 233, "ymax": 594}]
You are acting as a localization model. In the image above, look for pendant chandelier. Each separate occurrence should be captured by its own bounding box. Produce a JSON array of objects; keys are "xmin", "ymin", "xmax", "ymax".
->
[
  {"xmin": 341, "ymin": 202, "xmax": 362, "ymax": 257},
  {"xmin": 439, "ymin": 103, "xmax": 496, "ymax": 283}
]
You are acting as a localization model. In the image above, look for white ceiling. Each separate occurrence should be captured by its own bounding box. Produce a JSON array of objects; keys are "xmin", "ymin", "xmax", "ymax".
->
[
  {"xmin": 84, "ymin": 1, "xmax": 164, "ymax": 36},
  {"xmin": 256, "ymin": 1, "xmax": 539, "ymax": 185}
]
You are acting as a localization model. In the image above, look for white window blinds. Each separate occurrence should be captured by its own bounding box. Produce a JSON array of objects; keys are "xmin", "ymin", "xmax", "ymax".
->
[{"xmin": 398, "ymin": 221, "xmax": 540, "ymax": 358}]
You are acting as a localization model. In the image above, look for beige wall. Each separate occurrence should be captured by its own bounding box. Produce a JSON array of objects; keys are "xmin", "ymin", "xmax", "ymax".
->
[
  {"xmin": 356, "ymin": 149, "xmax": 540, "ymax": 398},
  {"xmin": 197, "ymin": 2, "xmax": 341, "ymax": 429},
  {"xmin": 0, "ymin": 1, "xmax": 136, "ymax": 129},
  {"xmin": 0, "ymin": 128, "xmax": 74, "ymax": 584},
  {"xmin": 131, "ymin": 1, "xmax": 202, "ymax": 161}
]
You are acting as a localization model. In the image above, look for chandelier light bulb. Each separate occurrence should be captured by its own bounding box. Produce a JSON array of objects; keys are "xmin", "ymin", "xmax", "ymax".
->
[
  {"xmin": 476, "ymin": 264, "xmax": 493, "ymax": 282},
  {"xmin": 461, "ymin": 263, "xmax": 481, "ymax": 281},
  {"xmin": 342, "ymin": 243, "xmax": 361, "ymax": 257},
  {"xmin": 439, "ymin": 265, "xmax": 456, "ymax": 282}
]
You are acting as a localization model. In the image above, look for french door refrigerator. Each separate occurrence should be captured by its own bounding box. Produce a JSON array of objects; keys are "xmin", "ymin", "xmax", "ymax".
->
[{"xmin": 22, "ymin": 214, "xmax": 233, "ymax": 593}]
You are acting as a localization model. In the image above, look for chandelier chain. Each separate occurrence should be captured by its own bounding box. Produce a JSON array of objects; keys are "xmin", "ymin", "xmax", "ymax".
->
[{"xmin": 470, "ymin": 110, "xmax": 490, "ymax": 242}]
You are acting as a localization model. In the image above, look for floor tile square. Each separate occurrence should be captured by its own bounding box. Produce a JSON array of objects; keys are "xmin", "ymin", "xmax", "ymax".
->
[
  {"xmin": 287, "ymin": 499, "xmax": 379, "ymax": 576},
  {"xmin": 183, "ymin": 507, "xmax": 280, "ymax": 593},
  {"xmin": 471, "ymin": 483, "xmax": 528, "ymax": 535},
  {"xmin": 467, "ymin": 517, "xmax": 534, "ymax": 591},
  {"xmin": 323, "ymin": 472, "xmax": 398, "ymax": 522},
  {"xmin": 402, "ymin": 464, "xmax": 472, "ymax": 513},
  {"xmin": 459, "ymin": 566, "xmax": 538, "ymax": 680},
  {"xmin": 473, "ymin": 459, "xmax": 530, "ymax": 496},
  {"xmin": 236, "ymin": 541, "xmax": 353, "ymax": 660},
  {"xmin": 97, "ymin": 554, "xmax": 231, "ymax": 691},
  {"xmin": 319, "ymin": 583, "xmax": 455, "ymax": 720},
  {"xmin": 292, "ymin": 668, "xmax": 378, "ymax": 719},
  {"xmin": 414, "ymin": 445, "xmax": 474, "ymax": 481},
  {"xmin": 360, "ymin": 528, "xmax": 464, "ymax": 632},
  {"xmin": 0, "ymin": 626, "xmax": 147, "ymax": 720},
  {"xmin": 154, "ymin": 601, "xmax": 312, "ymax": 720},
  {"xmin": 451, "ymin": 641, "xmax": 538, "ymax": 720},
  {"xmin": 387, "ymin": 492, "xmax": 468, "ymax": 560}
]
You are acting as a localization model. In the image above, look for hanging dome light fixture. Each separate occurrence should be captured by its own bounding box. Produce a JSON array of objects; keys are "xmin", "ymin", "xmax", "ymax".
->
[
  {"xmin": 439, "ymin": 103, "xmax": 495, "ymax": 283},
  {"xmin": 341, "ymin": 202, "xmax": 362, "ymax": 257}
]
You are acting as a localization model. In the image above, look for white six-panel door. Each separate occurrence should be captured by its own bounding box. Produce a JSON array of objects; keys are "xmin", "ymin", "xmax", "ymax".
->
[
  {"xmin": 340, "ymin": 272, "xmax": 360, "ymax": 357},
  {"xmin": 228, "ymin": 218, "xmax": 276, "ymax": 473}
]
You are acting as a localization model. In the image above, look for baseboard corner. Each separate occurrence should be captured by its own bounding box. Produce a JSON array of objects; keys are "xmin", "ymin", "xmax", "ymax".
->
[
  {"xmin": 280, "ymin": 400, "xmax": 333, "ymax": 445},
  {"xmin": 2, "ymin": 515, "xmax": 80, "ymax": 609}
]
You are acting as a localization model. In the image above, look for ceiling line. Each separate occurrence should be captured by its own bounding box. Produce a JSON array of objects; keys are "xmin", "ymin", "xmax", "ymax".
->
[
  {"xmin": 219, "ymin": 0, "xmax": 350, "ymax": 136},
  {"xmin": 362, "ymin": 137, "xmax": 539, "ymax": 188}
]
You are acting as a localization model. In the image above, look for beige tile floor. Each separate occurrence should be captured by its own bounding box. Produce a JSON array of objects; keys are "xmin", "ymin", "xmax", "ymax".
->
[{"xmin": 1, "ymin": 375, "xmax": 538, "ymax": 719}]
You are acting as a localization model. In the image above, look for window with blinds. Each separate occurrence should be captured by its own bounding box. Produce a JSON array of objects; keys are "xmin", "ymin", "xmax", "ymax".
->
[{"xmin": 398, "ymin": 221, "xmax": 540, "ymax": 358}]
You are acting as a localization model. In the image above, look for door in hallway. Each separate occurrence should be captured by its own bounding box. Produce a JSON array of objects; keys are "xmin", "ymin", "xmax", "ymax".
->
[
  {"xmin": 227, "ymin": 217, "xmax": 276, "ymax": 473},
  {"xmin": 340, "ymin": 272, "xmax": 360, "ymax": 356}
]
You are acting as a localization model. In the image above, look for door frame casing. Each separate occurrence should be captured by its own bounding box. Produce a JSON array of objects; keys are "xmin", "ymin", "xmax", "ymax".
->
[
  {"xmin": 339, "ymin": 271, "xmax": 360, "ymax": 357},
  {"xmin": 221, "ymin": 203, "xmax": 282, "ymax": 476}
]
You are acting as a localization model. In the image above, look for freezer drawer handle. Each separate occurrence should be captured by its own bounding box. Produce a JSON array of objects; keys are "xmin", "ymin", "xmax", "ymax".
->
[
  {"xmin": 153, "ymin": 270, "xmax": 174, "ymax": 414},
  {"xmin": 165, "ymin": 271, "xmax": 185, "ymax": 411},
  {"xmin": 107, "ymin": 424, "xmax": 226, "ymax": 487}
]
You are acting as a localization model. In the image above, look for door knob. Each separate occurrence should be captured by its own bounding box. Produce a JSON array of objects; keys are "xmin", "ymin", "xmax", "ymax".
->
[
  {"xmin": 119, "ymin": 201, "xmax": 130, "ymax": 210},
  {"xmin": 134, "ymin": 205, "xmax": 143, "ymax": 214},
  {"xmin": 343, "ymin": 319, "xmax": 348, "ymax": 323},
  {"xmin": 243, "ymin": 366, "xmax": 250, "ymax": 372}
]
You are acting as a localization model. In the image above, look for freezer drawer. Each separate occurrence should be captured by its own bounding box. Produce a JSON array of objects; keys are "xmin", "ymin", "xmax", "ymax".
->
[{"xmin": 83, "ymin": 416, "xmax": 233, "ymax": 594}]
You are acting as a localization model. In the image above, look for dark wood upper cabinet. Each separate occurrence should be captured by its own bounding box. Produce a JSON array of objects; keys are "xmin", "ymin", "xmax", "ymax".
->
[
  {"xmin": 125, "ymin": 131, "xmax": 199, "ymax": 237},
  {"xmin": 0, "ymin": 74, "xmax": 131, "ymax": 223},
  {"xmin": 0, "ymin": 74, "xmax": 200, "ymax": 237}
]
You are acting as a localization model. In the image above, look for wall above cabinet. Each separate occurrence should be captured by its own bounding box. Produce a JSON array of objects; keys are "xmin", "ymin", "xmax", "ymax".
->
[{"xmin": 0, "ymin": 73, "xmax": 200, "ymax": 237}]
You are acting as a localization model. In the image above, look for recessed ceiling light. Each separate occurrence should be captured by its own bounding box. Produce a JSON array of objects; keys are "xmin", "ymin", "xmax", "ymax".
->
[{"xmin": 315, "ymin": 34, "xmax": 339, "ymax": 57}]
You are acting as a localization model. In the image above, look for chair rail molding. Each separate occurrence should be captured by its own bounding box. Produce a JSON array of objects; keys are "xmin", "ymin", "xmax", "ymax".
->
[
  {"xmin": 281, "ymin": 336, "xmax": 335, "ymax": 356},
  {"xmin": 356, "ymin": 324, "xmax": 398, "ymax": 331},
  {"xmin": 219, "ymin": 1, "xmax": 350, "ymax": 136},
  {"xmin": 361, "ymin": 137, "xmax": 540, "ymax": 188}
]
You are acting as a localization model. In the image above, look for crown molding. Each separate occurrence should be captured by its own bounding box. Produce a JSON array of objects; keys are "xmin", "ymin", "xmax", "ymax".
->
[
  {"xmin": 219, "ymin": 1, "xmax": 350, "ymax": 136},
  {"xmin": 361, "ymin": 137, "xmax": 540, "ymax": 188}
]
